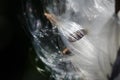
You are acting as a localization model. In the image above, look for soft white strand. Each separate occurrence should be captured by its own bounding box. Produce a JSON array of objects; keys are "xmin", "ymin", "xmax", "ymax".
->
[{"xmin": 44, "ymin": 0, "xmax": 120, "ymax": 80}]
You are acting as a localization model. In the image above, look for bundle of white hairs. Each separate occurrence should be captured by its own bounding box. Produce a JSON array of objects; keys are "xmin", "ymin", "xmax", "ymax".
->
[
  {"xmin": 24, "ymin": 0, "xmax": 120, "ymax": 80},
  {"xmin": 44, "ymin": 0, "xmax": 120, "ymax": 80}
]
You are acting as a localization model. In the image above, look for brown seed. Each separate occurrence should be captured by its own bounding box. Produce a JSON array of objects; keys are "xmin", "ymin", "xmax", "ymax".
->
[
  {"xmin": 62, "ymin": 48, "xmax": 69, "ymax": 54},
  {"xmin": 44, "ymin": 13, "xmax": 58, "ymax": 25}
]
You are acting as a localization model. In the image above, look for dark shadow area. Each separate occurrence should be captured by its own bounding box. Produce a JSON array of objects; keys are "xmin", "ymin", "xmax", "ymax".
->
[
  {"xmin": 115, "ymin": 0, "xmax": 120, "ymax": 14},
  {"xmin": 0, "ymin": 0, "xmax": 29, "ymax": 80},
  {"xmin": 0, "ymin": 0, "xmax": 50, "ymax": 80}
]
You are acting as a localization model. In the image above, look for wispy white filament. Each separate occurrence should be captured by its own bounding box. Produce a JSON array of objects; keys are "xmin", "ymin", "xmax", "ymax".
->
[{"xmin": 46, "ymin": 0, "xmax": 120, "ymax": 80}]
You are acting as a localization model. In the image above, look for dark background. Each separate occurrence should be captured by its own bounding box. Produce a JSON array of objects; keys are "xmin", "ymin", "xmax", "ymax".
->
[
  {"xmin": 0, "ymin": 0, "xmax": 29, "ymax": 80},
  {"xmin": 0, "ymin": 0, "xmax": 50, "ymax": 80},
  {"xmin": 0, "ymin": 0, "xmax": 120, "ymax": 80}
]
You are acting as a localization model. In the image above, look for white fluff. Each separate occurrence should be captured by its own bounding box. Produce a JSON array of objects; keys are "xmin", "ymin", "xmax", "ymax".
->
[
  {"xmin": 57, "ymin": 17, "xmax": 119, "ymax": 80},
  {"xmin": 46, "ymin": 0, "xmax": 120, "ymax": 80}
]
